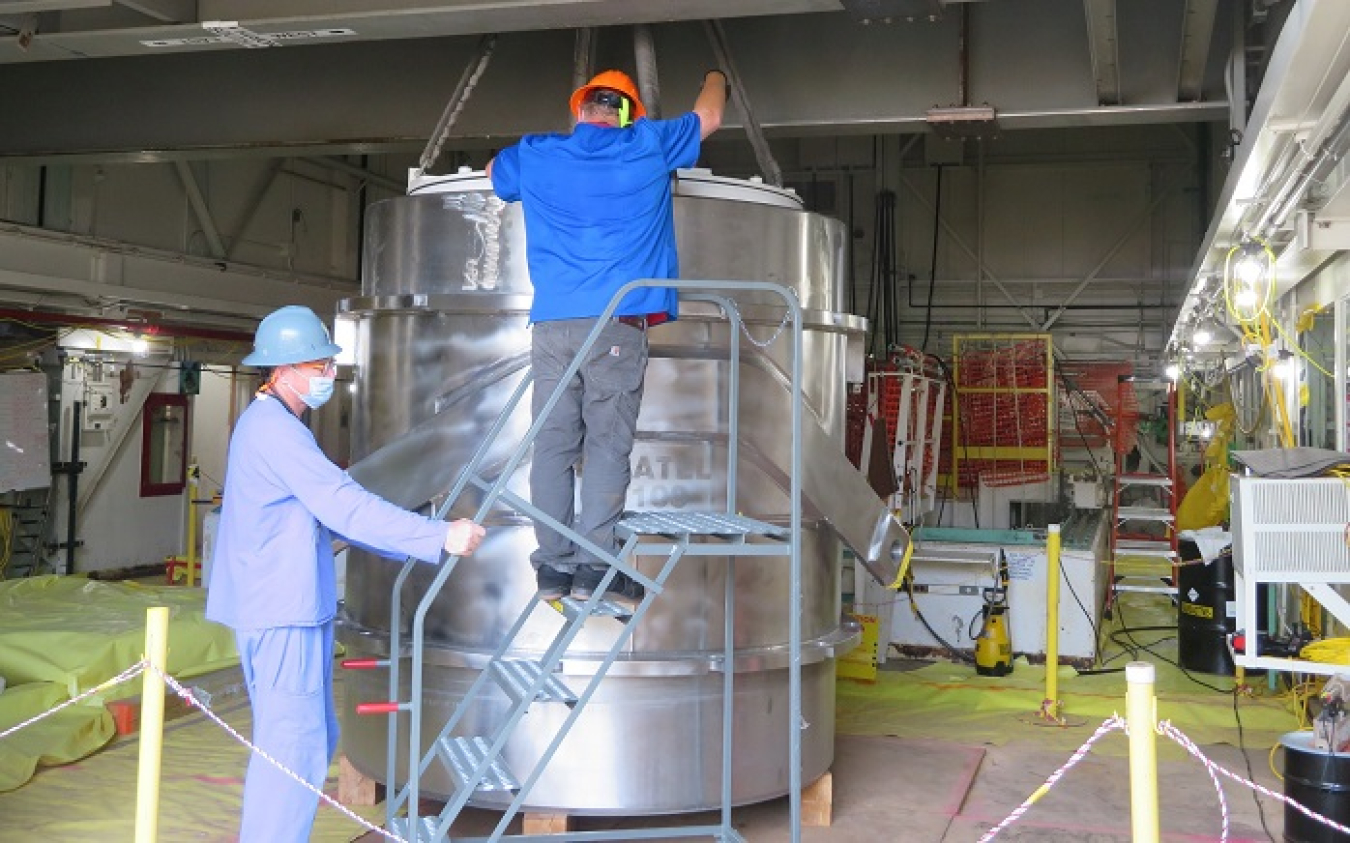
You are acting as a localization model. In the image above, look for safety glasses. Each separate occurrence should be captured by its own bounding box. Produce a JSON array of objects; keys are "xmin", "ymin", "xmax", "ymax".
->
[
  {"xmin": 294, "ymin": 359, "xmax": 336, "ymax": 376},
  {"xmin": 586, "ymin": 90, "xmax": 626, "ymax": 110}
]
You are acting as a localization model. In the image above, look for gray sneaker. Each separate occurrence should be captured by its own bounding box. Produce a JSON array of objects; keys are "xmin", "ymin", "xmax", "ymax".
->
[{"xmin": 571, "ymin": 567, "xmax": 645, "ymax": 605}]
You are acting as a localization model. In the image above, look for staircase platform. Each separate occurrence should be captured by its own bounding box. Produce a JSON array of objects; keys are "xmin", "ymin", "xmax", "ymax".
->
[{"xmin": 617, "ymin": 511, "xmax": 790, "ymax": 556}]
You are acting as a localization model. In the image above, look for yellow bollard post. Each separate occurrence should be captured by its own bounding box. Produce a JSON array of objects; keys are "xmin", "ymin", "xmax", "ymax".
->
[
  {"xmin": 1042, "ymin": 523, "xmax": 1062, "ymax": 721},
  {"xmin": 184, "ymin": 463, "xmax": 199, "ymax": 587},
  {"xmin": 134, "ymin": 607, "xmax": 170, "ymax": 843},
  {"xmin": 1126, "ymin": 661, "xmax": 1161, "ymax": 843}
]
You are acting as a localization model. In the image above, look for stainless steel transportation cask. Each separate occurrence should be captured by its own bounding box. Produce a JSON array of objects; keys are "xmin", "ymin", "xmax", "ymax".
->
[{"xmin": 337, "ymin": 170, "xmax": 867, "ymax": 814}]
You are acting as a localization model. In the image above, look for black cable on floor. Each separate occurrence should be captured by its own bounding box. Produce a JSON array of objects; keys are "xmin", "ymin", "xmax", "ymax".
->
[
  {"xmin": 1114, "ymin": 603, "xmax": 1233, "ymax": 694},
  {"xmin": 905, "ymin": 578, "xmax": 975, "ymax": 665},
  {"xmin": 1058, "ymin": 558, "xmax": 1101, "ymax": 670},
  {"xmin": 1232, "ymin": 690, "xmax": 1274, "ymax": 842}
]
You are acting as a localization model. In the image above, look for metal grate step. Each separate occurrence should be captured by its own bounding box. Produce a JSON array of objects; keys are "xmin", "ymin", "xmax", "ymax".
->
[
  {"xmin": 559, "ymin": 595, "xmax": 633, "ymax": 621},
  {"xmin": 435, "ymin": 736, "xmax": 520, "ymax": 794},
  {"xmin": 489, "ymin": 659, "xmax": 577, "ymax": 707},
  {"xmin": 1116, "ymin": 506, "xmax": 1175, "ymax": 522},
  {"xmin": 388, "ymin": 816, "xmax": 438, "ymax": 842},
  {"xmin": 1117, "ymin": 474, "xmax": 1173, "ymax": 487},
  {"xmin": 618, "ymin": 510, "xmax": 788, "ymax": 540}
]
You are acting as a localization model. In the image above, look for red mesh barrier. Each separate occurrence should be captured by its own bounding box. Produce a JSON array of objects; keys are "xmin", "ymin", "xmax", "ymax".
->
[
  {"xmin": 953, "ymin": 339, "xmax": 1053, "ymax": 489},
  {"xmin": 1057, "ymin": 362, "xmax": 1136, "ymax": 454}
]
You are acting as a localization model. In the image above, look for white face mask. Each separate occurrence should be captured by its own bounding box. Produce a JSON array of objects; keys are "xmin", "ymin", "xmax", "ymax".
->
[
  {"xmin": 299, "ymin": 375, "xmax": 335, "ymax": 409},
  {"xmin": 282, "ymin": 365, "xmax": 335, "ymax": 409}
]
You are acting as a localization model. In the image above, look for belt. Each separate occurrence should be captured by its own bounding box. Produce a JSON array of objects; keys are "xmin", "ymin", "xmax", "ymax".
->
[{"xmin": 615, "ymin": 315, "xmax": 649, "ymax": 330}]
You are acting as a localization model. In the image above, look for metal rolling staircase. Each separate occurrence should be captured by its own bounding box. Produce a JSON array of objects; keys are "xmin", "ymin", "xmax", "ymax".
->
[
  {"xmin": 1106, "ymin": 376, "xmax": 1178, "ymax": 613},
  {"xmin": 350, "ymin": 279, "xmax": 810, "ymax": 843}
]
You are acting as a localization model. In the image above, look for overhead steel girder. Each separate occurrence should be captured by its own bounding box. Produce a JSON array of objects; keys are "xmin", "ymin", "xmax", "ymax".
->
[
  {"xmin": 0, "ymin": 223, "xmax": 352, "ymax": 318},
  {"xmin": 0, "ymin": 0, "xmax": 836, "ymax": 64},
  {"xmin": 0, "ymin": 0, "xmax": 105, "ymax": 12},
  {"xmin": 0, "ymin": 6, "xmax": 1231, "ymax": 162},
  {"xmin": 1176, "ymin": 0, "xmax": 1219, "ymax": 101},
  {"xmin": 1083, "ymin": 0, "xmax": 1121, "ymax": 106}
]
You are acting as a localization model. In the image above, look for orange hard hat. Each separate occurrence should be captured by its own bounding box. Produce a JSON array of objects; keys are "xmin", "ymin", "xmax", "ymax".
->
[{"xmin": 569, "ymin": 70, "xmax": 647, "ymax": 122}]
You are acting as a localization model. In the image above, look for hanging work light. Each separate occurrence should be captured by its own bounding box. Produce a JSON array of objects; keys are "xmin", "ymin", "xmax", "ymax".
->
[{"xmin": 1224, "ymin": 237, "xmax": 1275, "ymax": 321}]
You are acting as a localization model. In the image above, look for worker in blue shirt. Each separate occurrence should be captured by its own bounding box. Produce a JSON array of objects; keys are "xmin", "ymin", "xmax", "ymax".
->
[
  {"xmin": 487, "ymin": 68, "xmax": 726, "ymax": 604},
  {"xmin": 205, "ymin": 305, "xmax": 485, "ymax": 843}
]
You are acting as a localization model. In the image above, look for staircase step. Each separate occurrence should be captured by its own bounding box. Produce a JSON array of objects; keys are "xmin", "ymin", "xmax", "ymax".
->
[
  {"xmin": 388, "ymin": 816, "xmax": 438, "ymax": 842},
  {"xmin": 1114, "ymin": 539, "xmax": 1177, "ymax": 559},
  {"xmin": 490, "ymin": 659, "xmax": 577, "ymax": 707},
  {"xmin": 435, "ymin": 736, "xmax": 520, "ymax": 794},
  {"xmin": 559, "ymin": 595, "xmax": 633, "ymax": 621},
  {"xmin": 1117, "ymin": 474, "xmax": 1173, "ymax": 487},
  {"xmin": 618, "ymin": 510, "xmax": 788, "ymax": 541},
  {"xmin": 1113, "ymin": 583, "xmax": 1177, "ymax": 596},
  {"xmin": 1116, "ymin": 506, "xmax": 1175, "ymax": 522}
]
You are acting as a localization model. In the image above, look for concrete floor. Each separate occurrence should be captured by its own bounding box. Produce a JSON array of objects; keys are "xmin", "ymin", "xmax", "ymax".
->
[
  {"xmin": 350, "ymin": 731, "xmax": 1283, "ymax": 842},
  {"xmin": 340, "ymin": 658, "xmax": 1288, "ymax": 843},
  {"xmin": 0, "ymin": 641, "xmax": 1294, "ymax": 842}
]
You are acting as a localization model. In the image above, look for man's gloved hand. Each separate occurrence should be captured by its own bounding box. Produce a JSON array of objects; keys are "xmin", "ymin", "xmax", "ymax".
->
[{"xmin": 444, "ymin": 519, "xmax": 486, "ymax": 557}]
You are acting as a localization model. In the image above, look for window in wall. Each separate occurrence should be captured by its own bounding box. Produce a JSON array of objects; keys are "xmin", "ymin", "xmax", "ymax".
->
[{"xmin": 141, "ymin": 393, "xmax": 189, "ymax": 497}]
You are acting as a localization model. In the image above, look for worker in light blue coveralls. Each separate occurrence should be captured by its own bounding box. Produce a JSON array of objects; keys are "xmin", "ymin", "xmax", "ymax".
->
[
  {"xmin": 486, "ymin": 68, "xmax": 726, "ymax": 604},
  {"xmin": 206, "ymin": 305, "xmax": 485, "ymax": 843}
]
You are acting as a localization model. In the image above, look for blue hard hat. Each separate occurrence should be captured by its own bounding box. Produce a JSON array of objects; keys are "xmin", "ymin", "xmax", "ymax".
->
[{"xmin": 242, "ymin": 305, "xmax": 343, "ymax": 366}]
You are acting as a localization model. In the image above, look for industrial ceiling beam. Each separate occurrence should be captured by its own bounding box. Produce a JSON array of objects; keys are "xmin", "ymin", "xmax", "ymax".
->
[
  {"xmin": 0, "ymin": 0, "xmax": 836, "ymax": 62},
  {"xmin": 0, "ymin": 0, "xmax": 105, "ymax": 12},
  {"xmin": 897, "ymin": 172, "xmax": 1041, "ymax": 331},
  {"xmin": 113, "ymin": 0, "xmax": 193, "ymax": 23},
  {"xmin": 0, "ymin": 223, "xmax": 352, "ymax": 318},
  {"xmin": 173, "ymin": 160, "xmax": 227, "ymax": 259},
  {"xmin": 0, "ymin": 9, "xmax": 1232, "ymax": 161},
  {"xmin": 317, "ymin": 156, "xmax": 404, "ymax": 193},
  {"xmin": 1176, "ymin": 0, "xmax": 1219, "ymax": 101},
  {"xmin": 1083, "ymin": 0, "xmax": 1121, "ymax": 106},
  {"xmin": 1040, "ymin": 179, "xmax": 1182, "ymax": 330}
]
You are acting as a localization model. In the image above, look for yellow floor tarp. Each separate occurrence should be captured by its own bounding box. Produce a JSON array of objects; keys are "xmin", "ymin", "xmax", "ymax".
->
[
  {"xmin": 2, "ymin": 700, "xmax": 383, "ymax": 841},
  {"xmin": 0, "ymin": 673, "xmax": 383, "ymax": 841},
  {"xmin": 837, "ymin": 592, "xmax": 1301, "ymax": 760},
  {"xmin": 0, "ymin": 575, "xmax": 237, "ymax": 792}
]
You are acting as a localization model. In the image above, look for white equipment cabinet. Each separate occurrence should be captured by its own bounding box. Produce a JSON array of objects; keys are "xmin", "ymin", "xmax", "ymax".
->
[
  {"xmin": 1231, "ymin": 476, "xmax": 1350, "ymax": 676},
  {"xmin": 875, "ymin": 516, "xmax": 1108, "ymax": 664}
]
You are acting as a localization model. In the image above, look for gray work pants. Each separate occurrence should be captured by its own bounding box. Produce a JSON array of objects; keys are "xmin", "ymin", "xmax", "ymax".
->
[{"xmin": 529, "ymin": 318, "xmax": 647, "ymax": 573}]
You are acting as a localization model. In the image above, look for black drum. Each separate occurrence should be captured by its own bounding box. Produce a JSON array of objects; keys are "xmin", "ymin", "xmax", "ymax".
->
[
  {"xmin": 1281, "ymin": 731, "xmax": 1350, "ymax": 842},
  {"xmin": 1176, "ymin": 539, "xmax": 1266, "ymax": 675}
]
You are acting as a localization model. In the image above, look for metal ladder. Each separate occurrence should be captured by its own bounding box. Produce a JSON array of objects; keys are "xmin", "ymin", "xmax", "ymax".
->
[
  {"xmin": 0, "ymin": 486, "xmax": 53, "ymax": 578},
  {"xmin": 1106, "ymin": 376, "xmax": 1178, "ymax": 613},
  {"xmin": 357, "ymin": 280, "xmax": 809, "ymax": 843}
]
